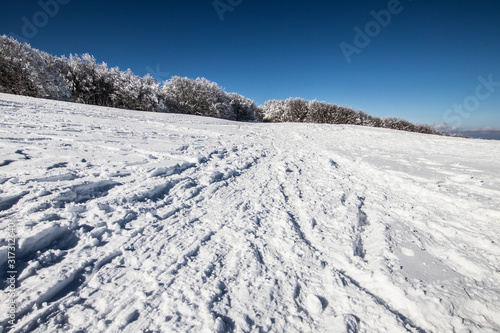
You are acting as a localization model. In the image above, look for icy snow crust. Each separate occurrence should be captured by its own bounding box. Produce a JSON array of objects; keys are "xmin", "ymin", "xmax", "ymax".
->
[{"xmin": 0, "ymin": 93, "xmax": 499, "ymax": 332}]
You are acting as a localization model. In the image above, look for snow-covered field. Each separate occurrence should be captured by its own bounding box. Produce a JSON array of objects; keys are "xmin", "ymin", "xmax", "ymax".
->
[{"xmin": 0, "ymin": 93, "xmax": 499, "ymax": 333}]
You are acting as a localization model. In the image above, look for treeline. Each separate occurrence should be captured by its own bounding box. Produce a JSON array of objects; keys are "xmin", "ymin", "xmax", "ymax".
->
[
  {"xmin": 0, "ymin": 35, "xmax": 456, "ymax": 137},
  {"xmin": 0, "ymin": 36, "xmax": 259, "ymax": 121},
  {"xmin": 262, "ymin": 98, "xmax": 445, "ymax": 135}
]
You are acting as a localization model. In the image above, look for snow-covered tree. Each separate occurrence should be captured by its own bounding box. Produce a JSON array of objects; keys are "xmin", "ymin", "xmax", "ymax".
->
[
  {"xmin": 262, "ymin": 100, "xmax": 287, "ymax": 122},
  {"xmin": 58, "ymin": 53, "xmax": 115, "ymax": 106},
  {"xmin": 382, "ymin": 117, "xmax": 416, "ymax": 132},
  {"xmin": 163, "ymin": 76, "xmax": 236, "ymax": 120},
  {"xmin": 0, "ymin": 35, "xmax": 70, "ymax": 100},
  {"xmin": 262, "ymin": 98, "xmax": 309, "ymax": 123},
  {"xmin": 263, "ymin": 98, "xmax": 360, "ymax": 125},
  {"xmin": 56, "ymin": 54, "xmax": 168, "ymax": 112},
  {"xmin": 228, "ymin": 93, "xmax": 259, "ymax": 121},
  {"xmin": 0, "ymin": 36, "xmax": 450, "ymax": 136},
  {"xmin": 285, "ymin": 98, "xmax": 309, "ymax": 122},
  {"xmin": 111, "ymin": 70, "xmax": 167, "ymax": 112}
]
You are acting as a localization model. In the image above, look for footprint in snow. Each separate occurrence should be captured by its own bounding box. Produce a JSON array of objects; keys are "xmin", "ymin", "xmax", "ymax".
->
[{"xmin": 306, "ymin": 294, "xmax": 328, "ymax": 315}]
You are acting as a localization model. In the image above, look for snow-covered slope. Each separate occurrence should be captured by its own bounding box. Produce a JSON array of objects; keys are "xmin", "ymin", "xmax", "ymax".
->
[{"xmin": 1, "ymin": 93, "xmax": 499, "ymax": 333}]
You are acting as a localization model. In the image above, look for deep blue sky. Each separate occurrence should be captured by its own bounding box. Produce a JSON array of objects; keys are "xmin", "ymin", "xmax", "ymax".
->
[{"xmin": 1, "ymin": 0, "xmax": 500, "ymax": 130}]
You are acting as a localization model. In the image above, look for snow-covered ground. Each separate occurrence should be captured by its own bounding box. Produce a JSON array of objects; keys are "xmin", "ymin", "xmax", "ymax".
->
[{"xmin": 0, "ymin": 93, "xmax": 499, "ymax": 333}]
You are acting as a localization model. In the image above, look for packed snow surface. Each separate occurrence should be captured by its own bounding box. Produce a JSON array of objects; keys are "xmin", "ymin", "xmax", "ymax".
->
[{"xmin": 1, "ymin": 93, "xmax": 500, "ymax": 332}]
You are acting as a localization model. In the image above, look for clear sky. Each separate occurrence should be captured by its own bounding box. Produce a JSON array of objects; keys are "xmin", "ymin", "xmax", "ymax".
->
[{"xmin": 1, "ymin": 0, "xmax": 500, "ymax": 130}]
